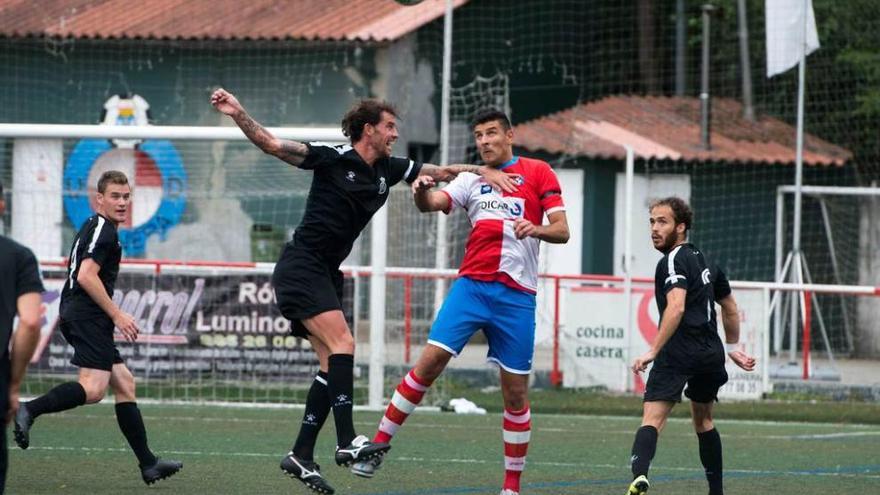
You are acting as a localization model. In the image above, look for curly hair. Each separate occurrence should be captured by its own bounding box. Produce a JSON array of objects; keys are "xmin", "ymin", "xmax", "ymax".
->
[
  {"xmin": 649, "ymin": 196, "xmax": 693, "ymax": 232},
  {"xmin": 341, "ymin": 99, "xmax": 398, "ymax": 142}
]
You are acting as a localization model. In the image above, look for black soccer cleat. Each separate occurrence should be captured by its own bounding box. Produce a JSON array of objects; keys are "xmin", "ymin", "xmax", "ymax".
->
[
  {"xmin": 334, "ymin": 435, "xmax": 390, "ymax": 467},
  {"xmin": 13, "ymin": 404, "xmax": 34, "ymax": 450},
  {"xmin": 141, "ymin": 458, "xmax": 183, "ymax": 485},
  {"xmin": 281, "ymin": 451, "xmax": 335, "ymax": 494}
]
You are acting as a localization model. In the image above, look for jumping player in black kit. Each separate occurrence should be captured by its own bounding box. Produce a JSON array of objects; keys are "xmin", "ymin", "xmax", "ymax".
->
[
  {"xmin": 0, "ymin": 179, "xmax": 44, "ymax": 494},
  {"xmin": 14, "ymin": 171, "xmax": 182, "ymax": 486},
  {"xmin": 211, "ymin": 88, "xmax": 518, "ymax": 494},
  {"xmin": 626, "ymin": 197, "xmax": 756, "ymax": 495}
]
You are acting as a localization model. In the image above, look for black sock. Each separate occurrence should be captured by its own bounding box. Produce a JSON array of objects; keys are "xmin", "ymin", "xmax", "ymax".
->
[
  {"xmin": 25, "ymin": 382, "xmax": 87, "ymax": 419},
  {"xmin": 698, "ymin": 428, "xmax": 723, "ymax": 495},
  {"xmin": 630, "ymin": 425, "xmax": 659, "ymax": 478},
  {"xmin": 327, "ymin": 354, "xmax": 356, "ymax": 448},
  {"xmin": 292, "ymin": 371, "xmax": 331, "ymax": 460},
  {"xmin": 115, "ymin": 402, "xmax": 158, "ymax": 467}
]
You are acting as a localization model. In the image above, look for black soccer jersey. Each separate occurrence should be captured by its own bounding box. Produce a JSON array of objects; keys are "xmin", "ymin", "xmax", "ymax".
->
[
  {"xmin": 60, "ymin": 214, "xmax": 122, "ymax": 321},
  {"xmin": 292, "ymin": 142, "xmax": 423, "ymax": 266},
  {"xmin": 0, "ymin": 236, "xmax": 44, "ymax": 361},
  {"xmin": 653, "ymin": 243, "xmax": 732, "ymax": 373}
]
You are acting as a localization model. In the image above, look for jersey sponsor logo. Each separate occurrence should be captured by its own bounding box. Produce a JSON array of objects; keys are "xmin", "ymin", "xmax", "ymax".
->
[
  {"xmin": 378, "ymin": 176, "xmax": 387, "ymax": 194},
  {"xmin": 509, "ymin": 202, "xmax": 523, "ymax": 216},
  {"xmin": 345, "ymin": 170, "xmax": 356, "ymax": 182},
  {"xmin": 480, "ymin": 184, "xmax": 493, "ymax": 194},
  {"xmin": 701, "ymin": 268, "xmax": 711, "ymax": 285},
  {"xmin": 476, "ymin": 198, "xmax": 524, "ymax": 217},
  {"xmin": 64, "ymin": 94, "xmax": 187, "ymax": 256}
]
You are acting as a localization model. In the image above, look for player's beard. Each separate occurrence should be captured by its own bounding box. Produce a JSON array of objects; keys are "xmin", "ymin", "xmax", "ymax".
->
[{"xmin": 661, "ymin": 232, "xmax": 684, "ymax": 253}]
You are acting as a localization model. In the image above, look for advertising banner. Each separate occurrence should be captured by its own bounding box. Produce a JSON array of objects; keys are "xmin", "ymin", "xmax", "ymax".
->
[
  {"xmin": 561, "ymin": 285, "xmax": 768, "ymax": 400},
  {"xmin": 34, "ymin": 271, "xmax": 324, "ymax": 380}
]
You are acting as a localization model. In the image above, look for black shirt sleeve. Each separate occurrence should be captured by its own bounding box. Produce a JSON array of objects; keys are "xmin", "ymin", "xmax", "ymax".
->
[
  {"xmin": 81, "ymin": 220, "xmax": 117, "ymax": 267},
  {"xmin": 299, "ymin": 142, "xmax": 346, "ymax": 170},
  {"xmin": 16, "ymin": 246, "xmax": 44, "ymax": 297},
  {"xmin": 387, "ymin": 156, "xmax": 423, "ymax": 185},
  {"xmin": 662, "ymin": 249, "xmax": 691, "ymax": 294},
  {"xmin": 713, "ymin": 265, "xmax": 732, "ymax": 300}
]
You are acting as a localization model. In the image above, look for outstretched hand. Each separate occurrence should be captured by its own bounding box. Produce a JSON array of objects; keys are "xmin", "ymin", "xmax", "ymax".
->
[{"xmin": 210, "ymin": 88, "xmax": 244, "ymax": 117}]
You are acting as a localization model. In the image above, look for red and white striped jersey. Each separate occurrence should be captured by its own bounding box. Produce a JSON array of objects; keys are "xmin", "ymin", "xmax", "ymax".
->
[{"xmin": 440, "ymin": 156, "xmax": 565, "ymax": 293}]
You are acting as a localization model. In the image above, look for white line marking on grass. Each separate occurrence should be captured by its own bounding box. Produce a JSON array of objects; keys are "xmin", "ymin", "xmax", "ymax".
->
[
  {"xmin": 63, "ymin": 411, "xmax": 880, "ymax": 439},
  {"xmin": 16, "ymin": 446, "xmax": 880, "ymax": 479},
  {"xmin": 765, "ymin": 431, "xmax": 880, "ymax": 440},
  {"xmin": 36, "ymin": 398, "xmax": 877, "ymax": 429}
]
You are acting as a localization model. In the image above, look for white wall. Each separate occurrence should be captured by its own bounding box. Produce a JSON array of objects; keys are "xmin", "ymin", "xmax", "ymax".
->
[{"xmin": 613, "ymin": 173, "xmax": 691, "ymax": 279}]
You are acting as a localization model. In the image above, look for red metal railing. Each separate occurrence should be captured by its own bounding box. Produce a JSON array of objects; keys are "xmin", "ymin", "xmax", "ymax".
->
[{"xmin": 40, "ymin": 258, "xmax": 880, "ymax": 384}]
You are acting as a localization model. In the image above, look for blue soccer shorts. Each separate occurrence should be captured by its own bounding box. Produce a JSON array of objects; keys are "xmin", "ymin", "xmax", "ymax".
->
[{"xmin": 426, "ymin": 277, "xmax": 536, "ymax": 374}]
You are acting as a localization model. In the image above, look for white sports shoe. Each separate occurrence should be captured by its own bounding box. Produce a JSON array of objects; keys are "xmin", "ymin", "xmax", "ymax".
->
[
  {"xmin": 350, "ymin": 455, "xmax": 383, "ymax": 478},
  {"xmin": 500, "ymin": 489, "xmax": 519, "ymax": 495}
]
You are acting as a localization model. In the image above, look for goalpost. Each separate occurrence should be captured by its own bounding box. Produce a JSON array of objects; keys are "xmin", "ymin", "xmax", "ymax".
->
[{"xmin": 774, "ymin": 184, "xmax": 880, "ymax": 378}]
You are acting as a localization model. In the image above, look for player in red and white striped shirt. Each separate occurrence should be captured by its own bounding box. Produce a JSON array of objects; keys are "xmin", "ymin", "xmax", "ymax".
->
[{"xmin": 353, "ymin": 109, "xmax": 569, "ymax": 495}]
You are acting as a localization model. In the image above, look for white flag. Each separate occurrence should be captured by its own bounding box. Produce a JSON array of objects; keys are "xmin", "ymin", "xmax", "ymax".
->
[{"xmin": 766, "ymin": 0, "xmax": 820, "ymax": 78}]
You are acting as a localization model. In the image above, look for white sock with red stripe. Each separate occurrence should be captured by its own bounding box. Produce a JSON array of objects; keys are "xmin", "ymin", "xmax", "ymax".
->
[
  {"xmin": 373, "ymin": 369, "xmax": 431, "ymax": 444},
  {"xmin": 502, "ymin": 405, "xmax": 531, "ymax": 493}
]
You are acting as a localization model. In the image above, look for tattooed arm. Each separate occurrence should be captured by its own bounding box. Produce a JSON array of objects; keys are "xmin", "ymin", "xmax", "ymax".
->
[
  {"xmin": 210, "ymin": 88, "xmax": 309, "ymax": 167},
  {"xmin": 419, "ymin": 163, "xmax": 520, "ymax": 193}
]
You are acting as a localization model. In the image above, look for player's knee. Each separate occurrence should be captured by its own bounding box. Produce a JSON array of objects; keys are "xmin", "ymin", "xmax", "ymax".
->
[
  {"xmin": 327, "ymin": 330, "xmax": 354, "ymax": 354},
  {"xmin": 82, "ymin": 384, "xmax": 107, "ymax": 404},
  {"xmin": 691, "ymin": 411, "xmax": 714, "ymax": 432},
  {"xmin": 503, "ymin": 393, "xmax": 527, "ymax": 412},
  {"xmin": 415, "ymin": 353, "xmax": 448, "ymax": 382},
  {"xmin": 114, "ymin": 377, "xmax": 137, "ymax": 401}
]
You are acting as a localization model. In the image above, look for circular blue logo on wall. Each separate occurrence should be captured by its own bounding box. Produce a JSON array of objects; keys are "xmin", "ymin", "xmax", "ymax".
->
[
  {"xmin": 64, "ymin": 95, "xmax": 187, "ymax": 256},
  {"xmin": 64, "ymin": 140, "xmax": 187, "ymax": 255}
]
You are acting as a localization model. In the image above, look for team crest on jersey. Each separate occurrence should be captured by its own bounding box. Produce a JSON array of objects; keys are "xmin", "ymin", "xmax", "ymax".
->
[
  {"xmin": 378, "ymin": 176, "xmax": 387, "ymax": 194},
  {"xmin": 345, "ymin": 171, "xmax": 356, "ymax": 182},
  {"xmin": 514, "ymin": 176, "xmax": 525, "ymax": 186},
  {"xmin": 480, "ymin": 184, "xmax": 493, "ymax": 194}
]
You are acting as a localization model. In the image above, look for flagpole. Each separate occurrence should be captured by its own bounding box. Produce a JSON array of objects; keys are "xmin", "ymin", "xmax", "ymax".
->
[{"xmin": 789, "ymin": 0, "xmax": 808, "ymax": 364}]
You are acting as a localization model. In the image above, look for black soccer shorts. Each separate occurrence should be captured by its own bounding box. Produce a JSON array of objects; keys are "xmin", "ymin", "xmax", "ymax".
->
[
  {"xmin": 272, "ymin": 244, "xmax": 345, "ymax": 338},
  {"xmin": 644, "ymin": 367, "xmax": 729, "ymax": 403},
  {"xmin": 59, "ymin": 317, "xmax": 124, "ymax": 372}
]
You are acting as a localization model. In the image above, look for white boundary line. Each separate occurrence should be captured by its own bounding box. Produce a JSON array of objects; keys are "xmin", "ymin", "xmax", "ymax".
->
[
  {"xmin": 32, "ymin": 399, "xmax": 880, "ymax": 429},
  {"xmin": 16, "ymin": 446, "xmax": 880, "ymax": 479}
]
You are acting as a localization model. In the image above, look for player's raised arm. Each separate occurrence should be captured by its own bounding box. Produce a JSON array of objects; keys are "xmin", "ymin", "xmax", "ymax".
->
[
  {"xmin": 210, "ymin": 88, "xmax": 309, "ymax": 167},
  {"xmin": 419, "ymin": 163, "xmax": 520, "ymax": 193},
  {"xmin": 411, "ymin": 176, "xmax": 450, "ymax": 212}
]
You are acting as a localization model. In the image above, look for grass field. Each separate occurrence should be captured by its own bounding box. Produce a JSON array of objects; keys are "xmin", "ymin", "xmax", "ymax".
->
[{"xmin": 7, "ymin": 401, "xmax": 880, "ymax": 494}]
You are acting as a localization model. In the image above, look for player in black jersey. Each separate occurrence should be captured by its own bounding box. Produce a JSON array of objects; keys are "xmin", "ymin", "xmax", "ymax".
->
[
  {"xmin": 211, "ymin": 88, "xmax": 518, "ymax": 494},
  {"xmin": 626, "ymin": 197, "xmax": 756, "ymax": 495},
  {"xmin": 14, "ymin": 171, "xmax": 182, "ymax": 486},
  {"xmin": 0, "ymin": 179, "xmax": 44, "ymax": 493}
]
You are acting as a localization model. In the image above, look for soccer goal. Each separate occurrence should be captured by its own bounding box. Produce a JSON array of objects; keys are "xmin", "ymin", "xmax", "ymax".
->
[{"xmin": 773, "ymin": 184, "xmax": 880, "ymax": 378}]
